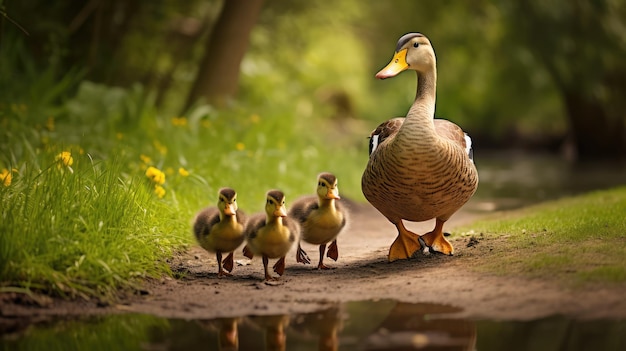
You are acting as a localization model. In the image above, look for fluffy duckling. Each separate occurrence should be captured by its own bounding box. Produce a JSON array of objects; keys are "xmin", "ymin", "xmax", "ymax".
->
[
  {"xmin": 289, "ymin": 172, "xmax": 348, "ymax": 270},
  {"xmin": 243, "ymin": 190, "xmax": 298, "ymax": 281},
  {"xmin": 193, "ymin": 188, "xmax": 246, "ymax": 277}
]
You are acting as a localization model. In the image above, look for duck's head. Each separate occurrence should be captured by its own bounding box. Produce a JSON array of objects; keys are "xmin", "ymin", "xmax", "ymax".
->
[
  {"xmin": 218, "ymin": 187, "xmax": 238, "ymax": 216},
  {"xmin": 265, "ymin": 190, "xmax": 287, "ymax": 218},
  {"xmin": 376, "ymin": 33, "xmax": 435, "ymax": 79},
  {"xmin": 316, "ymin": 172, "xmax": 340, "ymax": 200}
]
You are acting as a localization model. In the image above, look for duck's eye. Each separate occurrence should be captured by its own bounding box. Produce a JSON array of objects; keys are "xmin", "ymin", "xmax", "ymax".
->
[
  {"xmin": 319, "ymin": 182, "xmax": 325, "ymax": 187},
  {"xmin": 413, "ymin": 42, "xmax": 419, "ymax": 48}
]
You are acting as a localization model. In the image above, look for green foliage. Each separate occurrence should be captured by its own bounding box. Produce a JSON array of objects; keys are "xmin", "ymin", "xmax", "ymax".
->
[
  {"xmin": 2, "ymin": 314, "xmax": 169, "ymax": 351},
  {"xmin": 458, "ymin": 186, "xmax": 626, "ymax": 285},
  {"xmin": 1, "ymin": 71, "xmax": 366, "ymax": 298}
]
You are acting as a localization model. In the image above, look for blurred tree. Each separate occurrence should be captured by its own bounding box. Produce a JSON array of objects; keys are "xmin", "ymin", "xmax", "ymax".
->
[
  {"xmin": 185, "ymin": 0, "xmax": 264, "ymax": 109},
  {"xmin": 502, "ymin": 0, "xmax": 626, "ymax": 160}
]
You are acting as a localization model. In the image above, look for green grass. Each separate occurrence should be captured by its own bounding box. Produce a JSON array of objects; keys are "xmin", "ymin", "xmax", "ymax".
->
[
  {"xmin": 457, "ymin": 186, "xmax": 626, "ymax": 286},
  {"xmin": 0, "ymin": 79, "xmax": 367, "ymax": 299}
]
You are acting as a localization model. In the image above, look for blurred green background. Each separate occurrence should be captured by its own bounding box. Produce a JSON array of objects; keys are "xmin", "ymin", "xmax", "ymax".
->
[{"xmin": 1, "ymin": 0, "xmax": 625, "ymax": 297}]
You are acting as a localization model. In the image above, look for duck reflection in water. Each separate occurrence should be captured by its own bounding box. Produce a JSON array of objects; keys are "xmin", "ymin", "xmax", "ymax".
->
[
  {"xmin": 363, "ymin": 302, "xmax": 476, "ymax": 351},
  {"xmin": 196, "ymin": 317, "xmax": 240, "ymax": 351},
  {"xmin": 248, "ymin": 314, "xmax": 290, "ymax": 351}
]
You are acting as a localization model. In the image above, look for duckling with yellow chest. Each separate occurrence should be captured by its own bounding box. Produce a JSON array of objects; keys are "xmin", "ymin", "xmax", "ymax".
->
[
  {"xmin": 193, "ymin": 188, "xmax": 247, "ymax": 277},
  {"xmin": 289, "ymin": 172, "xmax": 348, "ymax": 270},
  {"xmin": 243, "ymin": 190, "xmax": 298, "ymax": 281}
]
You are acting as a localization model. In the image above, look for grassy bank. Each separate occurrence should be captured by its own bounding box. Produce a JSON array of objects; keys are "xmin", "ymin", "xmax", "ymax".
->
[
  {"xmin": 0, "ymin": 81, "xmax": 366, "ymax": 299},
  {"xmin": 457, "ymin": 186, "xmax": 626, "ymax": 286}
]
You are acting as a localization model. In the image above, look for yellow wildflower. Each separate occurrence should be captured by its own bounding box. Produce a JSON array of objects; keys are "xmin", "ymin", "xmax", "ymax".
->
[
  {"xmin": 235, "ymin": 142, "xmax": 245, "ymax": 151},
  {"xmin": 250, "ymin": 114, "xmax": 260, "ymax": 124},
  {"xmin": 140, "ymin": 154, "xmax": 152, "ymax": 165},
  {"xmin": 201, "ymin": 120, "xmax": 211, "ymax": 128},
  {"xmin": 46, "ymin": 117, "xmax": 55, "ymax": 131},
  {"xmin": 154, "ymin": 141, "xmax": 168, "ymax": 155},
  {"xmin": 145, "ymin": 166, "xmax": 165, "ymax": 185},
  {"xmin": 178, "ymin": 167, "xmax": 189, "ymax": 177},
  {"xmin": 165, "ymin": 167, "xmax": 175, "ymax": 176},
  {"xmin": 56, "ymin": 151, "xmax": 74, "ymax": 167},
  {"xmin": 171, "ymin": 117, "xmax": 188, "ymax": 127},
  {"xmin": 116, "ymin": 133, "xmax": 124, "ymax": 140},
  {"xmin": 154, "ymin": 185, "xmax": 166, "ymax": 198},
  {"xmin": 1, "ymin": 169, "xmax": 12, "ymax": 186}
]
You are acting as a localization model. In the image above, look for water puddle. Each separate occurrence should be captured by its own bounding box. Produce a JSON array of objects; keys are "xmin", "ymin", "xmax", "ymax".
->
[{"xmin": 3, "ymin": 299, "xmax": 625, "ymax": 350}]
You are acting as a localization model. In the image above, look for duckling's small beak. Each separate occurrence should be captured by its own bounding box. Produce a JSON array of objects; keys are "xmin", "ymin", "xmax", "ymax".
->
[
  {"xmin": 376, "ymin": 49, "xmax": 409, "ymax": 79},
  {"xmin": 224, "ymin": 203, "xmax": 236, "ymax": 216},
  {"xmin": 326, "ymin": 187, "xmax": 341, "ymax": 200},
  {"xmin": 273, "ymin": 205, "xmax": 287, "ymax": 217}
]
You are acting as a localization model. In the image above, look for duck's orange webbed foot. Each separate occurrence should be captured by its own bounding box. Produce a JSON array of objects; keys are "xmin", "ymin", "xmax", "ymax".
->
[
  {"xmin": 273, "ymin": 256, "xmax": 286, "ymax": 276},
  {"xmin": 326, "ymin": 240, "xmax": 339, "ymax": 261},
  {"xmin": 296, "ymin": 244, "xmax": 311, "ymax": 265},
  {"xmin": 222, "ymin": 252, "xmax": 235, "ymax": 273},
  {"xmin": 421, "ymin": 219, "xmax": 454, "ymax": 255},
  {"xmin": 243, "ymin": 245, "xmax": 254, "ymax": 259},
  {"xmin": 388, "ymin": 221, "xmax": 427, "ymax": 262}
]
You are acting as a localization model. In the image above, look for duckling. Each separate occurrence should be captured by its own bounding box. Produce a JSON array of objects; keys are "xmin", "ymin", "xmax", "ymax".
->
[
  {"xmin": 243, "ymin": 190, "xmax": 298, "ymax": 281},
  {"xmin": 193, "ymin": 188, "xmax": 246, "ymax": 277},
  {"xmin": 362, "ymin": 33, "xmax": 479, "ymax": 261},
  {"xmin": 289, "ymin": 172, "xmax": 348, "ymax": 270}
]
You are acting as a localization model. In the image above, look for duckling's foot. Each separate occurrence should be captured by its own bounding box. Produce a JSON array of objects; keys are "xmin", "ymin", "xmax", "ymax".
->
[
  {"xmin": 388, "ymin": 221, "xmax": 423, "ymax": 262},
  {"xmin": 420, "ymin": 219, "xmax": 454, "ymax": 256},
  {"xmin": 222, "ymin": 252, "xmax": 235, "ymax": 273},
  {"xmin": 326, "ymin": 240, "xmax": 339, "ymax": 261},
  {"xmin": 217, "ymin": 270, "xmax": 233, "ymax": 278},
  {"xmin": 243, "ymin": 245, "xmax": 254, "ymax": 259},
  {"xmin": 315, "ymin": 244, "xmax": 334, "ymax": 270},
  {"xmin": 296, "ymin": 244, "xmax": 311, "ymax": 265},
  {"xmin": 273, "ymin": 256, "xmax": 286, "ymax": 276},
  {"xmin": 263, "ymin": 256, "xmax": 279, "ymax": 281}
]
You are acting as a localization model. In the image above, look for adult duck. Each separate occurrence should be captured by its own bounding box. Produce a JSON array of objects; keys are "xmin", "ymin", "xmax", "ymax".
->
[{"xmin": 361, "ymin": 33, "xmax": 478, "ymax": 262}]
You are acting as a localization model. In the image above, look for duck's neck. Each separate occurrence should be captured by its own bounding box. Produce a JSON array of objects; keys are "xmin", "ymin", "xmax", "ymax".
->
[
  {"xmin": 220, "ymin": 213, "xmax": 237, "ymax": 225},
  {"xmin": 266, "ymin": 215, "xmax": 283, "ymax": 227},
  {"xmin": 318, "ymin": 198, "xmax": 337, "ymax": 213},
  {"xmin": 404, "ymin": 68, "xmax": 437, "ymax": 133}
]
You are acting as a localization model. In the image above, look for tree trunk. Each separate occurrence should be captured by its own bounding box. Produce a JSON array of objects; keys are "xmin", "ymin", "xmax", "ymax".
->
[
  {"xmin": 563, "ymin": 91, "xmax": 626, "ymax": 161},
  {"xmin": 185, "ymin": 0, "xmax": 264, "ymax": 109}
]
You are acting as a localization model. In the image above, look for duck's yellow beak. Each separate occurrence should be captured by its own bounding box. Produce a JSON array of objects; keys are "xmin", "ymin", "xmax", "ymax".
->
[
  {"xmin": 273, "ymin": 205, "xmax": 287, "ymax": 218},
  {"xmin": 224, "ymin": 203, "xmax": 236, "ymax": 216},
  {"xmin": 326, "ymin": 187, "xmax": 341, "ymax": 200},
  {"xmin": 375, "ymin": 49, "xmax": 409, "ymax": 79}
]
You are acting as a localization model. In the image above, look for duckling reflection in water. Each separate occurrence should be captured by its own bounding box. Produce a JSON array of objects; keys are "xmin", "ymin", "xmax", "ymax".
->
[
  {"xmin": 196, "ymin": 317, "xmax": 239, "ymax": 351},
  {"xmin": 248, "ymin": 314, "xmax": 290, "ymax": 351},
  {"xmin": 193, "ymin": 188, "xmax": 246, "ymax": 277},
  {"xmin": 243, "ymin": 190, "xmax": 298, "ymax": 281},
  {"xmin": 291, "ymin": 305, "xmax": 344, "ymax": 351},
  {"xmin": 289, "ymin": 173, "xmax": 348, "ymax": 270}
]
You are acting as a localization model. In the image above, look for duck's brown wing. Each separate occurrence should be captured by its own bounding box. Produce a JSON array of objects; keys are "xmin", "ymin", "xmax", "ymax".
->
[
  {"xmin": 368, "ymin": 117, "xmax": 404, "ymax": 156},
  {"xmin": 193, "ymin": 207, "xmax": 220, "ymax": 241},
  {"xmin": 434, "ymin": 118, "xmax": 474, "ymax": 161},
  {"xmin": 243, "ymin": 213, "xmax": 266, "ymax": 240},
  {"xmin": 288, "ymin": 196, "xmax": 319, "ymax": 224},
  {"xmin": 235, "ymin": 209, "xmax": 247, "ymax": 226},
  {"xmin": 283, "ymin": 216, "xmax": 300, "ymax": 243}
]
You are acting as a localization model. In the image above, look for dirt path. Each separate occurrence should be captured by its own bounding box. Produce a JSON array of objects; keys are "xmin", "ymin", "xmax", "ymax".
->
[{"xmin": 3, "ymin": 201, "xmax": 626, "ymax": 326}]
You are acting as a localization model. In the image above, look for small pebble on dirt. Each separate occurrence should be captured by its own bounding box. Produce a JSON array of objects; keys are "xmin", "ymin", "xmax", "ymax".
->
[{"xmin": 467, "ymin": 236, "xmax": 480, "ymax": 248}]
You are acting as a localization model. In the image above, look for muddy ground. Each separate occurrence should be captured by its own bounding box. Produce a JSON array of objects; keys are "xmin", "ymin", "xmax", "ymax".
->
[{"xmin": 2, "ymin": 201, "xmax": 626, "ymax": 330}]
